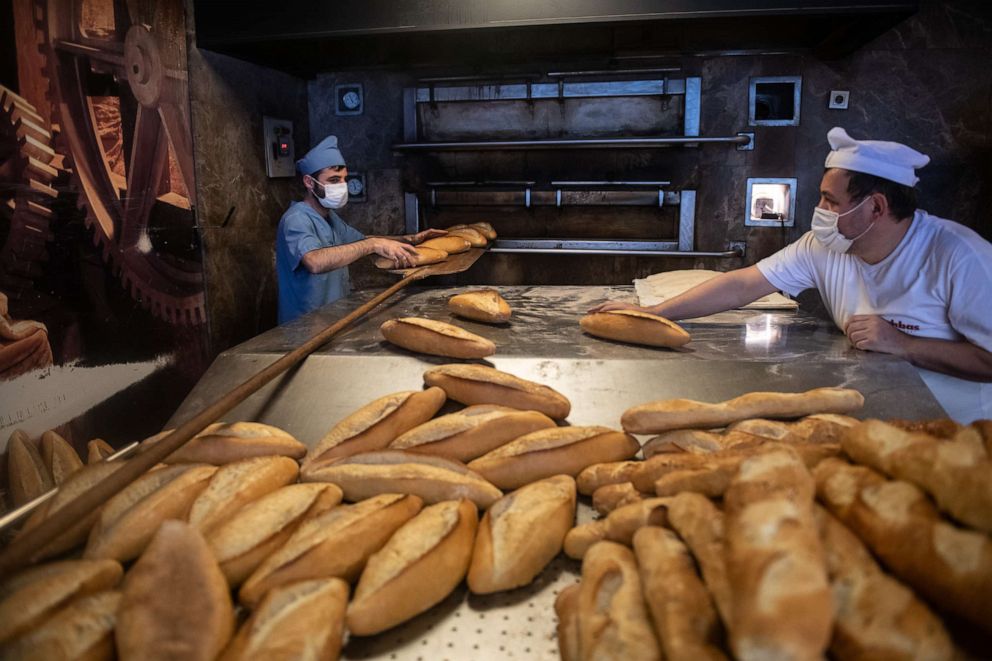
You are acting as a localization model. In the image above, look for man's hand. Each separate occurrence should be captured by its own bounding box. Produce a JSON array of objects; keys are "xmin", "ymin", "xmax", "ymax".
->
[
  {"xmin": 410, "ymin": 228, "xmax": 448, "ymax": 244},
  {"xmin": 587, "ymin": 301, "xmax": 648, "ymax": 314},
  {"xmin": 845, "ymin": 314, "xmax": 910, "ymax": 356},
  {"xmin": 371, "ymin": 238, "xmax": 419, "ymax": 268}
]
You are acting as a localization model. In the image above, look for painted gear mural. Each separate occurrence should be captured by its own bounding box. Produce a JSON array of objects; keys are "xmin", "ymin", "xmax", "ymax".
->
[{"xmin": 36, "ymin": 0, "xmax": 206, "ymax": 325}]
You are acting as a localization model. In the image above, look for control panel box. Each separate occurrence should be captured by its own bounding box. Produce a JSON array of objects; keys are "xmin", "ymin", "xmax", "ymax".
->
[{"xmin": 263, "ymin": 116, "xmax": 295, "ymax": 178}]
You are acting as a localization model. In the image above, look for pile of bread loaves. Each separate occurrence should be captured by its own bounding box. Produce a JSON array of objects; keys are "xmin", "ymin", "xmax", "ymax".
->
[
  {"xmin": 2, "ymin": 364, "xmax": 989, "ymax": 660},
  {"xmin": 373, "ymin": 222, "xmax": 496, "ymax": 269}
]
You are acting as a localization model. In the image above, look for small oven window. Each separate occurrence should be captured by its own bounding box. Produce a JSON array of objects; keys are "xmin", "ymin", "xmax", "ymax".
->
[
  {"xmin": 745, "ymin": 178, "xmax": 797, "ymax": 227},
  {"xmin": 749, "ymin": 76, "xmax": 802, "ymax": 126}
]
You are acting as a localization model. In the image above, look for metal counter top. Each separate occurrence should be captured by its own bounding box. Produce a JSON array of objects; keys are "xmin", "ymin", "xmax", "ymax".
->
[{"xmin": 168, "ymin": 285, "xmax": 944, "ymax": 660}]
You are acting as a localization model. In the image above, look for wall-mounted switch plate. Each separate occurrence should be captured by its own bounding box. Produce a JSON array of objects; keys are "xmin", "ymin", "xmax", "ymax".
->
[
  {"xmin": 828, "ymin": 90, "xmax": 850, "ymax": 109},
  {"xmin": 262, "ymin": 116, "xmax": 295, "ymax": 178},
  {"xmin": 335, "ymin": 83, "xmax": 364, "ymax": 116}
]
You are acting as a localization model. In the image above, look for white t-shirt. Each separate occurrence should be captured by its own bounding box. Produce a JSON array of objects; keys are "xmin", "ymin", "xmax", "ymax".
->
[{"xmin": 756, "ymin": 210, "xmax": 992, "ymax": 423}]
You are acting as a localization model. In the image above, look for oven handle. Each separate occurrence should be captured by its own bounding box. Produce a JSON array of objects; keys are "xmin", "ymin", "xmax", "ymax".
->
[
  {"xmin": 394, "ymin": 134, "xmax": 752, "ymax": 151},
  {"xmin": 489, "ymin": 247, "xmax": 744, "ymax": 257}
]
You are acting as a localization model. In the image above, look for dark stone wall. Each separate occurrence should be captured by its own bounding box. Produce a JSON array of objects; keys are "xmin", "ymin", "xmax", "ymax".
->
[
  {"xmin": 305, "ymin": 0, "xmax": 991, "ymax": 291},
  {"xmin": 187, "ymin": 43, "xmax": 310, "ymax": 354}
]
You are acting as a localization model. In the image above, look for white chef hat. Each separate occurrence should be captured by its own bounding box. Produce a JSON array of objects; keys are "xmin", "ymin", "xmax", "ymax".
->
[{"xmin": 824, "ymin": 127, "xmax": 930, "ymax": 187}]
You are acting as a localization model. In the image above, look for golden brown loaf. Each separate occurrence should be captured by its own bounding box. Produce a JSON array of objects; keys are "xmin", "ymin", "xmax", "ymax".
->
[
  {"xmin": 467, "ymin": 474, "xmax": 576, "ymax": 593},
  {"xmin": 466, "ymin": 426, "xmax": 639, "ymax": 490},
  {"xmin": 576, "ymin": 541, "xmax": 662, "ymax": 660},
  {"xmin": 187, "ymin": 456, "xmax": 300, "ymax": 535},
  {"xmin": 576, "ymin": 461, "xmax": 642, "ymax": 496},
  {"xmin": 592, "ymin": 482, "xmax": 644, "ymax": 515},
  {"xmin": 418, "ymin": 235, "xmax": 472, "ymax": 254},
  {"xmin": 84, "ymin": 463, "xmax": 217, "ymax": 562},
  {"xmin": 86, "ymin": 438, "xmax": 115, "ymax": 464},
  {"xmin": 554, "ymin": 583, "xmax": 582, "ymax": 661},
  {"xmin": 446, "ymin": 227, "xmax": 488, "ymax": 247},
  {"xmin": 374, "ymin": 245, "xmax": 447, "ymax": 269},
  {"xmin": 602, "ymin": 497, "xmax": 672, "ymax": 546},
  {"xmin": 6, "ymin": 429, "xmax": 54, "ymax": 507},
  {"xmin": 301, "ymin": 450, "xmax": 502, "ymax": 509},
  {"xmin": 0, "ymin": 590, "xmax": 120, "ymax": 661},
  {"xmin": 447, "ymin": 289, "xmax": 512, "ymax": 323},
  {"xmin": 841, "ymin": 418, "xmax": 992, "ymax": 532},
  {"xmin": 723, "ymin": 449, "xmax": 833, "ymax": 661},
  {"xmin": 40, "ymin": 430, "xmax": 83, "ymax": 485},
  {"xmin": 239, "ymin": 493, "xmax": 423, "ymax": 607},
  {"xmin": 423, "ymin": 363, "xmax": 572, "ymax": 419},
  {"xmin": 347, "ymin": 499, "xmax": 478, "ymax": 635},
  {"xmin": 0, "ymin": 558, "xmax": 122, "ymax": 644},
  {"xmin": 814, "ymin": 457, "xmax": 992, "ymax": 632},
  {"xmin": 580, "ymin": 310, "xmax": 691, "ymax": 348},
  {"xmin": 465, "ymin": 221, "xmax": 497, "ymax": 240},
  {"xmin": 221, "ymin": 578, "xmax": 348, "ymax": 661},
  {"xmin": 632, "ymin": 527, "xmax": 728, "ymax": 661},
  {"xmin": 389, "ymin": 404, "xmax": 556, "ymax": 462},
  {"xmin": 621, "ymin": 387, "xmax": 865, "ymax": 434},
  {"xmin": 141, "ymin": 421, "xmax": 307, "ymax": 464},
  {"xmin": 380, "ymin": 317, "xmax": 496, "ymax": 358},
  {"xmin": 304, "ymin": 388, "xmax": 447, "ymax": 465},
  {"xmin": 815, "ymin": 506, "xmax": 954, "ymax": 661},
  {"xmin": 205, "ymin": 483, "xmax": 342, "ymax": 586},
  {"xmin": 117, "ymin": 521, "xmax": 234, "ymax": 661},
  {"xmin": 563, "ymin": 520, "xmax": 608, "ymax": 560}
]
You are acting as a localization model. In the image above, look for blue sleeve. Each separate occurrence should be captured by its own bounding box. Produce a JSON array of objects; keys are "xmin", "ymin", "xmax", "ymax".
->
[
  {"xmin": 280, "ymin": 214, "xmax": 322, "ymax": 271},
  {"xmin": 335, "ymin": 213, "xmax": 365, "ymax": 244},
  {"xmin": 755, "ymin": 232, "xmax": 819, "ymax": 297}
]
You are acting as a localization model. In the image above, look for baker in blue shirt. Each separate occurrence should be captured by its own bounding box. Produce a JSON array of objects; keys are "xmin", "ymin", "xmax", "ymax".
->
[{"xmin": 276, "ymin": 135, "xmax": 446, "ymax": 323}]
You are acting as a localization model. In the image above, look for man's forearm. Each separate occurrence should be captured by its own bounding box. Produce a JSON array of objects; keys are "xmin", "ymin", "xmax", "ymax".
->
[
  {"xmin": 900, "ymin": 336, "xmax": 992, "ymax": 382},
  {"xmin": 301, "ymin": 239, "xmax": 373, "ymax": 273},
  {"xmin": 652, "ymin": 266, "xmax": 778, "ymax": 320}
]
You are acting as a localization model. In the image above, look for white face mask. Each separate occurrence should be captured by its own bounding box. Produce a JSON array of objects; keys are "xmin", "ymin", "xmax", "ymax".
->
[
  {"xmin": 310, "ymin": 178, "xmax": 349, "ymax": 210},
  {"xmin": 811, "ymin": 195, "xmax": 875, "ymax": 253}
]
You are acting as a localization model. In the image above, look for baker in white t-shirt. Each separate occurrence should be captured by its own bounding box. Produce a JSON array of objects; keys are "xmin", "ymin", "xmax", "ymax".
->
[{"xmin": 591, "ymin": 127, "xmax": 992, "ymax": 422}]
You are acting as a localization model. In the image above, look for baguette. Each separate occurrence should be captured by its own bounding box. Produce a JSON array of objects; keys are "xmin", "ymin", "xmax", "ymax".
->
[
  {"xmin": 641, "ymin": 429, "xmax": 768, "ymax": 457},
  {"xmin": 0, "ymin": 590, "xmax": 120, "ymax": 661},
  {"xmin": 205, "ymin": 483, "xmax": 342, "ymax": 586},
  {"xmin": 555, "ymin": 583, "xmax": 582, "ymax": 661},
  {"xmin": 40, "ymin": 430, "xmax": 83, "ymax": 485},
  {"xmin": 592, "ymin": 482, "xmax": 644, "ymax": 515},
  {"xmin": 304, "ymin": 387, "xmax": 447, "ymax": 465},
  {"xmin": 7, "ymin": 429, "xmax": 54, "ymax": 507},
  {"xmin": 117, "ymin": 521, "xmax": 234, "ymax": 661},
  {"xmin": 239, "ymin": 493, "xmax": 423, "ymax": 607},
  {"xmin": 563, "ymin": 520, "xmax": 608, "ymax": 560},
  {"xmin": 576, "ymin": 461, "xmax": 642, "ymax": 496},
  {"xmin": 467, "ymin": 426, "xmax": 639, "ymax": 490},
  {"xmin": 380, "ymin": 318, "xmax": 496, "ymax": 358},
  {"xmin": 389, "ymin": 404, "xmax": 555, "ymax": 462},
  {"xmin": 665, "ymin": 493, "xmax": 734, "ymax": 627},
  {"xmin": 86, "ymin": 439, "xmax": 115, "ymax": 464},
  {"xmin": 374, "ymin": 245, "xmax": 447, "ymax": 269},
  {"xmin": 347, "ymin": 499, "xmax": 478, "ymax": 635},
  {"xmin": 446, "ymin": 227, "xmax": 488, "ymax": 247},
  {"xmin": 16, "ymin": 461, "xmax": 125, "ymax": 559},
  {"xmin": 301, "ymin": 450, "xmax": 502, "ymax": 508},
  {"xmin": 841, "ymin": 418, "xmax": 992, "ymax": 532},
  {"xmin": 603, "ymin": 497, "xmax": 671, "ymax": 546},
  {"xmin": 580, "ymin": 310, "xmax": 690, "ymax": 348},
  {"xmin": 141, "ymin": 422, "xmax": 307, "ymax": 464},
  {"xmin": 723, "ymin": 449, "xmax": 833, "ymax": 661},
  {"xmin": 447, "ymin": 289, "xmax": 512, "ymax": 324},
  {"xmin": 469, "ymin": 222, "xmax": 497, "ymax": 240},
  {"xmin": 220, "ymin": 578, "xmax": 348, "ymax": 661},
  {"xmin": 815, "ymin": 506, "xmax": 954, "ymax": 661},
  {"xmin": 84, "ymin": 464, "xmax": 217, "ymax": 562},
  {"xmin": 632, "ymin": 527, "xmax": 727, "ymax": 661},
  {"xmin": 187, "ymin": 456, "xmax": 300, "ymax": 535},
  {"xmin": 577, "ymin": 541, "xmax": 661, "ymax": 660},
  {"xmin": 814, "ymin": 457, "xmax": 992, "ymax": 631},
  {"xmin": 418, "ymin": 235, "xmax": 471, "ymax": 254},
  {"xmin": 0, "ymin": 559, "xmax": 122, "ymax": 644},
  {"xmin": 467, "ymin": 475, "xmax": 576, "ymax": 593},
  {"xmin": 423, "ymin": 363, "xmax": 571, "ymax": 419},
  {"xmin": 621, "ymin": 387, "xmax": 865, "ymax": 434}
]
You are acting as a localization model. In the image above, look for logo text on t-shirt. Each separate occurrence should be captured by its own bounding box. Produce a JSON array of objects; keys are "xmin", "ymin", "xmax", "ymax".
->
[{"xmin": 887, "ymin": 318, "xmax": 921, "ymax": 332}]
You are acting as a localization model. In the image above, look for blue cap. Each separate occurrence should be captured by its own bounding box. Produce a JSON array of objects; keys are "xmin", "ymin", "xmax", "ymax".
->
[{"xmin": 296, "ymin": 134, "xmax": 346, "ymax": 175}]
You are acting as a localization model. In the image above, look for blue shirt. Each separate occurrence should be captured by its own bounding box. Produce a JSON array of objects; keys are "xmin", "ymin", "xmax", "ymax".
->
[{"xmin": 276, "ymin": 201, "xmax": 365, "ymax": 324}]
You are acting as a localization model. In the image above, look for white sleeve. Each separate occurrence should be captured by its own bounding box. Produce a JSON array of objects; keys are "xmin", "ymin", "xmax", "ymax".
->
[
  {"xmin": 755, "ymin": 232, "xmax": 819, "ymax": 297},
  {"xmin": 946, "ymin": 245, "xmax": 992, "ymax": 353}
]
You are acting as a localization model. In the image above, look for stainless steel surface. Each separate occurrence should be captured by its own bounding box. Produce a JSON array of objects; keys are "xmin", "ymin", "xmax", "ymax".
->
[
  {"xmin": 414, "ymin": 79, "xmax": 670, "ymax": 103},
  {"xmin": 168, "ymin": 284, "xmax": 944, "ymax": 660},
  {"xmin": 546, "ymin": 67, "xmax": 681, "ymax": 77},
  {"xmin": 393, "ymin": 135, "xmax": 752, "ymax": 151},
  {"xmin": 550, "ymin": 181, "xmax": 672, "ymax": 187},
  {"xmin": 678, "ymin": 190, "xmax": 697, "ymax": 251},
  {"xmin": 684, "ymin": 76, "xmax": 701, "ymax": 137}
]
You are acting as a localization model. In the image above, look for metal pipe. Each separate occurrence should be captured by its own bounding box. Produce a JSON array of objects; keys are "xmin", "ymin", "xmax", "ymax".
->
[
  {"xmin": 394, "ymin": 135, "xmax": 750, "ymax": 151},
  {"xmin": 489, "ymin": 248, "xmax": 744, "ymax": 257},
  {"xmin": 546, "ymin": 67, "xmax": 680, "ymax": 77}
]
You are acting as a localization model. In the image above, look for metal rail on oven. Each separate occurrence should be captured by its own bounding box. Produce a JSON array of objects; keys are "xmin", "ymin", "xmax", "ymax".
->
[{"xmin": 394, "ymin": 134, "xmax": 752, "ymax": 151}]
